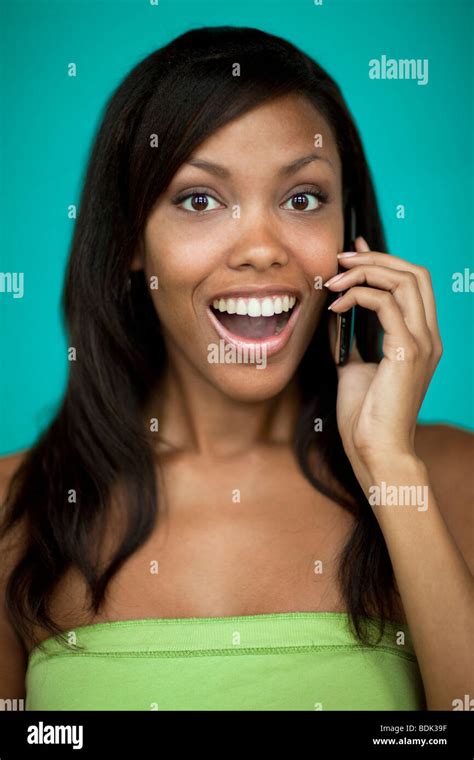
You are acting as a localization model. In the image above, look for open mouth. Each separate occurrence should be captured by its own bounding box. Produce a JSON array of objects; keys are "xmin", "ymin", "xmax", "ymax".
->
[{"xmin": 209, "ymin": 295, "xmax": 298, "ymax": 340}]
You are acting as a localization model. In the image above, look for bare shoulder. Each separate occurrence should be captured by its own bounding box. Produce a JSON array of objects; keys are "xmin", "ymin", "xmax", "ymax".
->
[
  {"xmin": 0, "ymin": 448, "xmax": 30, "ymax": 541},
  {"xmin": 0, "ymin": 447, "xmax": 30, "ymax": 550},
  {"xmin": 414, "ymin": 423, "xmax": 473, "ymax": 496},
  {"xmin": 0, "ymin": 449, "xmax": 30, "ymax": 703},
  {"xmin": 414, "ymin": 423, "xmax": 473, "ymax": 571},
  {"xmin": 0, "ymin": 449, "xmax": 29, "ymax": 492}
]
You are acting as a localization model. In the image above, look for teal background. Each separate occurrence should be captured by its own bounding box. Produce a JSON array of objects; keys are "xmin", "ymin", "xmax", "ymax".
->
[{"xmin": 0, "ymin": 0, "xmax": 472, "ymax": 454}]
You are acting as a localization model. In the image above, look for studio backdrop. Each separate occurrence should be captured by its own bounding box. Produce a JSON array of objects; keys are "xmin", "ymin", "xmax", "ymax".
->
[{"xmin": 0, "ymin": 0, "xmax": 472, "ymax": 453}]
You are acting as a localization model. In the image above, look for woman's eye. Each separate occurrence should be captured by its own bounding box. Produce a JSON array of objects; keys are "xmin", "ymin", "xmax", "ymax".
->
[
  {"xmin": 282, "ymin": 192, "xmax": 325, "ymax": 212},
  {"xmin": 173, "ymin": 189, "xmax": 327, "ymax": 213},
  {"xmin": 176, "ymin": 193, "xmax": 222, "ymax": 213}
]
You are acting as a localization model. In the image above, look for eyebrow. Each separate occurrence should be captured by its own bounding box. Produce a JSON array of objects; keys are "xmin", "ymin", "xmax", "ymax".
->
[{"xmin": 184, "ymin": 153, "xmax": 335, "ymax": 178}]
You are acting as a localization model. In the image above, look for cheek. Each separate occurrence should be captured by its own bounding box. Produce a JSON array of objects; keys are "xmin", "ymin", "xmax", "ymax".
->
[
  {"xmin": 141, "ymin": 236, "xmax": 217, "ymax": 334},
  {"xmin": 143, "ymin": 219, "xmax": 223, "ymax": 287},
  {"xmin": 284, "ymin": 214, "xmax": 342, "ymax": 287},
  {"xmin": 298, "ymin": 243, "xmax": 339, "ymax": 293}
]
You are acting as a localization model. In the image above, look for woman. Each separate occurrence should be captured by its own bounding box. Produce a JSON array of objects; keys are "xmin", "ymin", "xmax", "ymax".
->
[{"xmin": 0, "ymin": 26, "xmax": 472, "ymax": 711}]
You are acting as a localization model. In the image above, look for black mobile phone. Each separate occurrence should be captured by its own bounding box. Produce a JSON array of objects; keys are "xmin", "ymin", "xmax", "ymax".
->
[{"xmin": 334, "ymin": 205, "xmax": 357, "ymax": 365}]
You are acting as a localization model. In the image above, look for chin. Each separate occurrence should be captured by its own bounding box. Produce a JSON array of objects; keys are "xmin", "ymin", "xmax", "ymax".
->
[{"xmin": 207, "ymin": 363, "xmax": 298, "ymax": 403}]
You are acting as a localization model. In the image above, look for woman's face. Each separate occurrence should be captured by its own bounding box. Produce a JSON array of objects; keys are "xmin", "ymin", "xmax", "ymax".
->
[{"xmin": 133, "ymin": 93, "xmax": 343, "ymax": 401}]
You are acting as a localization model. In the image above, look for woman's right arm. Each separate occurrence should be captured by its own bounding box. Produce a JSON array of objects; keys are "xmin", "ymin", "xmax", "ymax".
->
[{"xmin": 0, "ymin": 453, "xmax": 29, "ymax": 705}]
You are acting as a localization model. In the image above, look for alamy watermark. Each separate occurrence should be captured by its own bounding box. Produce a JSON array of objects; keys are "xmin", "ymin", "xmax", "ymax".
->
[
  {"xmin": 452, "ymin": 268, "xmax": 473, "ymax": 292},
  {"xmin": 369, "ymin": 481, "xmax": 429, "ymax": 512},
  {"xmin": 0, "ymin": 697, "xmax": 24, "ymax": 710},
  {"xmin": 452, "ymin": 694, "xmax": 473, "ymax": 710},
  {"xmin": 27, "ymin": 721, "xmax": 83, "ymax": 750},
  {"xmin": 0, "ymin": 271, "xmax": 24, "ymax": 298},
  {"xmin": 207, "ymin": 339, "xmax": 267, "ymax": 369},
  {"xmin": 369, "ymin": 55, "xmax": 428, "ymax": 86}
]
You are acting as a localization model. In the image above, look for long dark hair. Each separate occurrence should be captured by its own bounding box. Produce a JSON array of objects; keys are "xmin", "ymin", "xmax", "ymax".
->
[{"xmin": 1, "ymin": 26, "xmax": 397, "ymax": 652}]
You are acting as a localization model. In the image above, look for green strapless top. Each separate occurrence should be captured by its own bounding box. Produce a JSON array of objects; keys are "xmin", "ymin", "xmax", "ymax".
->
[{"xmin": 25, "ymin": 612, "xmax": 426, "ymax": 711}]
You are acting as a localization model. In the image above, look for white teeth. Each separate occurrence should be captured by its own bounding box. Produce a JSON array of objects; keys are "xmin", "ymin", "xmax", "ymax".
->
[
  {"xmin": 236, "ymin": 298, "xmax": 247, "ymax": 315},
  {"xmin": 247, "ymin": 298, "xmax": 261, "ymax": 317},
  {"xmin": 211, "ymin": 294, "xmax": 297, "ymax": 317},
  {"xmin": 261, "ymin": 298, "xmax": 274, "ymax": 317}
]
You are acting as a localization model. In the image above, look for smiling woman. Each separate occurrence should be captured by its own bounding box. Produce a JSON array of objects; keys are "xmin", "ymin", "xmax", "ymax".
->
[
  {"xmin": 0, "ymin": 26, "xmax": 472, "ymax": 713},
  {"xmin": 131, "ymin": 92, "xmax": 348, "ymax": 404}
]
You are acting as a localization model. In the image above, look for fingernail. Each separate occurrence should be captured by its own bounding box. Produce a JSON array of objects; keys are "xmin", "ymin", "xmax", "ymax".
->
[
  {"xmin": 328, "ymin": 296, "xmax": 343, "ymax": 310},
  {"xmin": 323, "ymin": 272, "xmax": 345, "ymax": 287},
  {"xmin": 357, "ymin": 235, "xmax": 370, "ymax": 252},
  {"xmin": 337, "ymin": 251, "xmax": 357, "ymax": 258}
]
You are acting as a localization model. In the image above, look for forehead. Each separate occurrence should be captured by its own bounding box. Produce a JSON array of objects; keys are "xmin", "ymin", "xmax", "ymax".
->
[{"xmin": 176, "ymin": 93, "xmax": 341, "ymax": 181}]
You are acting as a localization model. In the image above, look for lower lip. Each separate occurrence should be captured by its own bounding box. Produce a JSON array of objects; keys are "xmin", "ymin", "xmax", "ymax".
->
[{"xmin": 206, "ymin": 301, "xmax": 302, "ymax": 358}]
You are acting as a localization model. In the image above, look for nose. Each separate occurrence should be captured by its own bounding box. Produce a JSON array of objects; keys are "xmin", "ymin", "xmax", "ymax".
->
[{"xmin": 226, "ymin": 211, "xmax": 289, "ymax": 271}]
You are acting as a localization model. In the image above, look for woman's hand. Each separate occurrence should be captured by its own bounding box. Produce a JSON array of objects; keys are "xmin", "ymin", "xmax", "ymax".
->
[
  {"xmin": 325, "ymin": 236, "xmax": 443, "ymax": 474},
  {"xmin": 325, "ymin": 239, "xmax": 474, "ymax": 713}
]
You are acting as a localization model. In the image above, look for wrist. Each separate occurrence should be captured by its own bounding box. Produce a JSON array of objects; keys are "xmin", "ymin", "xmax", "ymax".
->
[
  {"xmin": 366, "ymin": 451, "xmax": 428, "ymax": 482},
  {"xmin": 354, "ymin": 451, "xmax": 429, "ymax": 500}
]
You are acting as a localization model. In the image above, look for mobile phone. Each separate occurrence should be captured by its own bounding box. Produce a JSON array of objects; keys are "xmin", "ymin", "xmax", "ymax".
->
[{"xmin": 334, "ymin": 205, "xmax": 357, "ymax": 365}]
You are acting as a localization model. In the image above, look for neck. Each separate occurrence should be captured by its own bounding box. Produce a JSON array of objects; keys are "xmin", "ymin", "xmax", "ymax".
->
[{"xmin": 142, "ymin": 351, "xmax": 302, "ymax": 459}]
